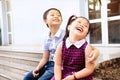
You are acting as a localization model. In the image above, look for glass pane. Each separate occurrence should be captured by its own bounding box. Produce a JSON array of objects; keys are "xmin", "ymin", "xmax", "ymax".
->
[
  {"xmin": 107, "ymin": 0, "xmax": 120, "ymax": 17},
  {"xmin": 108, "ymin": 20, "xmax": 120, "ymax": 43},
  {"xmin": 88, "ymin": 0, "xmax": 101, "ymax": 19},
  {"xmin": 90, "ymin": 22, "xmax": 102, "ymax": 44}
]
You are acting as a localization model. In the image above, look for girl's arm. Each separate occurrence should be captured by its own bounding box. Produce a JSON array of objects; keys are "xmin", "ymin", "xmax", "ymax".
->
[
  {"xmin": 72, "ymin": 45, "xmax": 97, "ymax": 79},
  {"xmin": 54, "ymin": 42, "xmax": 63, "ymax": 80}
]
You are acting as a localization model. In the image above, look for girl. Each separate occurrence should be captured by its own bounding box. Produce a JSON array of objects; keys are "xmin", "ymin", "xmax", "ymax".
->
[{"xmin": 53, "ymin": 15, "xmax": 98, "ymax": 80}]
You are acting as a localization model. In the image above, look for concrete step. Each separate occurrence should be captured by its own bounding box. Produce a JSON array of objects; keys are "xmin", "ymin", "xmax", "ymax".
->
[
  {"xmin": 0, "ymin": 56, "xmax": 37, "ymax": 80},
  {"xmin": 0, "ymin": 50, "xmax": 42, "ymax": 59},
  {"xmin": 0, "ymin": 58, "xmax": 37, "ymax": 72},
  {"xmin": 0, "ymin": 62, "xmax": 26, "ymax": 76},
  {"xmin": 0, "ymin": 53, "xmax": 40, "ymax": 66},
  {"xmin": 0, "ymin": 68, "xmax": 23, "ymax": 80},
  {"xmin": 0, "ymin": 47, "xmax": 43, "ymax": 80},
  {"xmin": 0, "ymin": 74, "xmax": 11, "ymax": 80}
]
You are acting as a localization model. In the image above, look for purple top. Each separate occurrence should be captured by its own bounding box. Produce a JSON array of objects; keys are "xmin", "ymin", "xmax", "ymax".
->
[{"xmin": 62, "ymin": 40, "xmax": 93, "ymax": 80}]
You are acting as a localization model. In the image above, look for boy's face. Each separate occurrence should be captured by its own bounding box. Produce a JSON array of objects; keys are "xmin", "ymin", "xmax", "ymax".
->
[{"xmin": 44, "ymin": 10, "xmax": 62, "ymax": 27}]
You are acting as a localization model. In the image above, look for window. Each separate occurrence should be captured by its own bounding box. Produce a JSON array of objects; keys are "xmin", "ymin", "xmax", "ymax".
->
[
  {"xmin": 88, "ymin": 0, "xmax": 102, "ymax": 44},
  {"xmin": 107, "ymin": 0, "xmax": 120, "ymax": 44},
  {"xmin": 107, "ymin": 0, "xmax": 120, "ymax": 17},
  {"xmin": 88, "ymin": 0, "xmax": 101, "ymax": 19},
  {"xmin": 90, "ymin": 22, "xmax": 102, "ymax": 44},
  {"xmin": 88, "ymin": 0, "xmax": 120, "ymax": 46}
]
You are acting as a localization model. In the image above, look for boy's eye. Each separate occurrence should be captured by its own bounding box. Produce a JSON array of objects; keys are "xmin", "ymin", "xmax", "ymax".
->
[
  {"xmin": 50, "ymin": 14, "xmax": 61, "ymax": 17},
  {"xmin": 51, "ymin": 14, "xmax": 54, "ymax": 16},
  {"xmin": 57, "ymin": 15, "xmax": 61, "ymax": 17}
]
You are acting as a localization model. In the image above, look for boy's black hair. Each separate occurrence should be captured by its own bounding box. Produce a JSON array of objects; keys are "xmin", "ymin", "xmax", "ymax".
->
[{"xmin": 43, "ymin": 8, "xmax": 62, "ymax": 27}]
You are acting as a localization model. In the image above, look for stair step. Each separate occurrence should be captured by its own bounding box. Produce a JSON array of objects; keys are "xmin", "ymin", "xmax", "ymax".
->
[
  {"xmin": 0, "ymin": 53, "xmax": 40, "ymax": 66},
  {"xmin": 0, "ymin": 50, "xmax": 42, "ymax": 58},
  {"xmin": 0, "ymin": 73, "xmax": 11, "ymax": 80},
  {"xmin": 0, "ymin": 59, "xmax": 35, "ymax": 72},
  {"xmin": 0, "ymin": 63, "xmax": 27, "ymax": 76},
  {"xmin": 0, "ymin": 68, "xmax": 23, "ymax": 80},
  {"xmin": 0, "ymin": 47, "xmax": 43, "ymax": 80}
]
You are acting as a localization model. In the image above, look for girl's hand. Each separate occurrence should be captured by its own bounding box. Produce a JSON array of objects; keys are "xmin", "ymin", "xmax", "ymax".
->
[
  {"xmin": 32, "ymin": 69, "xmax": 39, "ymax": 78},
  {"xmin": 63, "ymin": 75, "xmax": 75, "ymax": 80}
]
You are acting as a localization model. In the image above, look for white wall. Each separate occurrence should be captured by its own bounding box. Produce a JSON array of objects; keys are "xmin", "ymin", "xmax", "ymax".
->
[
  {"xmin": 6, "ymin": 0, "xmax": 120, "ymax": 63},
  {"xmin": 11, "ymin": 0, "xmax": 80, "ymax": 46}
]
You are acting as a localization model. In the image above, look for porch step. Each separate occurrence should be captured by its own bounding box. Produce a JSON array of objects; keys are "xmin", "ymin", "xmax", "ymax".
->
[
  {"xmin": 0, "ymin": 49, "xmax": 43, "ymax": 80},
  {"xmin": 0, "ymin": 68, "xmax": 23, "ymax": 80},
  {"xmin": 0, "ymin": 73, "xmax": 11, "ymax": 80},
  {"xmin": 0, "ymin": 52, "xmax": 40, "ymax": 66}
]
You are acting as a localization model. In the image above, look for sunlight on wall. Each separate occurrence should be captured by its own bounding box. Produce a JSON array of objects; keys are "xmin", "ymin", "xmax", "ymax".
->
[{"xmin": 11, "ymin": 0, "xmax": 80, "ymax": 46}]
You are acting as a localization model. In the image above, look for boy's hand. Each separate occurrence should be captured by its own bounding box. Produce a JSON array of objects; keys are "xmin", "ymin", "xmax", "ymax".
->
[
  {"xmin": 33, "ymin": 69, "xmax": 39, "ymax": 78},
  {"xmin": 87, "ymin": 49, "xmax": 99, "ymax": 63}
]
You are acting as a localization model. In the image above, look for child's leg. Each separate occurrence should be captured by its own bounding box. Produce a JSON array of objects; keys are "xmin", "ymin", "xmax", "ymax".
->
[
  {"xmin": 38, "ymin": 61, "xmax": 54, "ymax": 80},
  {"xmin": 23, "ymin": 70, "xmax": 36, "ymax": 80}
]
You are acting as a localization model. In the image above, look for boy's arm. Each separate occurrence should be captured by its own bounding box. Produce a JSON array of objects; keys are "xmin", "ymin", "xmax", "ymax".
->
[
  {"xmin": 88, "ymin": 45, "xmax": 99, "ymax": 63},
  {"xmin": 54, "ymin": 42, "xmax": 62, "ymax": 80},
  {"xmin": 33, "ymin": 50, "xmax": 50, "ymax": 77}
]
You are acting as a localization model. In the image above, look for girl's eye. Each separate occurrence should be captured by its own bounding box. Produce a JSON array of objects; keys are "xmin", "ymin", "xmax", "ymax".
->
[
  {"xmin": 78, "ymin": 21, "xmax": 88, "ymax": 27},
  {"xmin": 77, "ymin": 21, "xmax": 81, "ymax": 23},
  {"xmin": 82, "ymin": 24, "xmax": 88, "ymax": 28}
]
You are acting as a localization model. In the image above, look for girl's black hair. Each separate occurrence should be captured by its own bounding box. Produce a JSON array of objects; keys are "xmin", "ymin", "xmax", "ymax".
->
[
  {"xmin": 63, "ymin": 15, "xmax": 77, "ymax": 41},
  {"xmin": 43, "ymin": 8, "xmax": 62, "ymax": 28},
  {"xmin": 63, "ymin": 15, "xmax": 90, "ymax": 41}
]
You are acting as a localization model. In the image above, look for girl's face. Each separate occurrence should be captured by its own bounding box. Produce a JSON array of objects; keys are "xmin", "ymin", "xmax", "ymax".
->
[
  {"xmin": 68, "ymin": 17, "xmax": 89, "ymax": 38},
  {"xmin": 44, "ymin": 10, "xmax": 62, "ymax": 28}
]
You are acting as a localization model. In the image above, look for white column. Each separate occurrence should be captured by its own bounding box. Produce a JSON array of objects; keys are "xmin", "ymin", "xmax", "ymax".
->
[{"xmin": 101, "ymin": 0, "xmax": 108, "ymax": 46}]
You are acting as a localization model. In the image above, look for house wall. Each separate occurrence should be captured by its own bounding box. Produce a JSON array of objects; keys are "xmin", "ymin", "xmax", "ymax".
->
[
  {"xmin": 10, "ymin": 0, "xmax": 80, "ymax": 46},
  {"xmin": 8, "ymin": 0, "xmax": 120, "ymax": 62}
]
